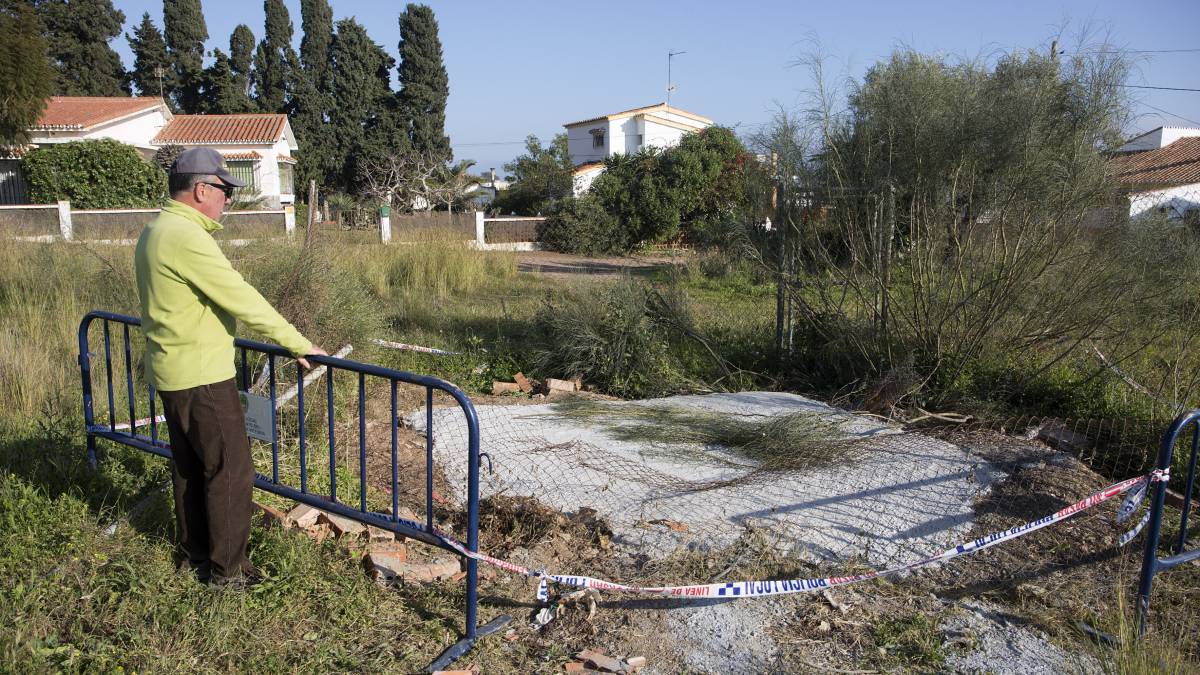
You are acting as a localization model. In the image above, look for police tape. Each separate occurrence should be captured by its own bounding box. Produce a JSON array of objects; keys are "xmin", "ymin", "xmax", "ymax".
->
[{"xmin": 407, "ymin": 468, "xmax": 1169, "ymax": 601}]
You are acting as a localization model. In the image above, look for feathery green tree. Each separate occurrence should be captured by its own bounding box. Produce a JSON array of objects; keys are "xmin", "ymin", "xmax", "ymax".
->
[
  {"xmin": 0, "ymin": 1, "xmax": 55, "ymax": 144},
  {"xmin": 253, "ymin": 0, "xmax": 297, "ymax": 113},
  {"xmin": 397, "ymin": 4, "xmax": 450, "ymax": 162},
  {"xmin": 163, "ymin": 0, "xmax": 208, "ymax": 112},
  {"xmin": 329, "ymin": 18, "xmax": 395, "ymax": 192},
  {"xmin": 127, "ymin": 12, "xmax": 172, "ymax": 99},
  {"xmin": 230, "ymin": 24, "xmax": 255, "ymax": 97},
  {"xmin": 202, "ymin": 48, "xmax": 253, "ymax": 113},
  {"xmin": 292, "ymin": 0, "xmax": 335, "ymax": 189},
  {"xmin": 37, "ymin": 0, "xmax": 128, "ymax": 96}
]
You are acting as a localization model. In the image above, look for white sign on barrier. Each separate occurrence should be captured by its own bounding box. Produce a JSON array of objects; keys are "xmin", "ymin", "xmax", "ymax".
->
[{"xmin": 239, "ymin": 391, "xmax": 274, "ymax": 441}]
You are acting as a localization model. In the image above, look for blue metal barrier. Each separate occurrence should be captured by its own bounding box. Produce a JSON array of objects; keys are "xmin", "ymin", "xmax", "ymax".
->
[
  {"xmin": 1138, "ymin": 410, "xmax": 1200, "ymax": 634},
  {"xmin": 77, "ymin": 310, "xmax": 510, "ymax": 671}
]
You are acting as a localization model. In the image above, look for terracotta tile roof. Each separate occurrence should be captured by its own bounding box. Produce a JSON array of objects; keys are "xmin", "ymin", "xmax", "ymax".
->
[
  {"xmin": 34, "ymin": 96, "xmax": 167, "ymax": 130},
  {"xmin": 222, "ymin": 151, "xmax": 261, "ymax": 160},
  {"xmin": 154, "ymin": 114, "xmax": 288, "ymax": 145},
  {"xmin": 1110, "ymin": 138, "xmax": 1200, "ymax": 187}
]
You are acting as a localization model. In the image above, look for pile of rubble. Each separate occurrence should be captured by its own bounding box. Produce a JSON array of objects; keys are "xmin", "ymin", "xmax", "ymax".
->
[{"xmin": 255, "ymin": 501, "xmax": 469, "ymax": 585}]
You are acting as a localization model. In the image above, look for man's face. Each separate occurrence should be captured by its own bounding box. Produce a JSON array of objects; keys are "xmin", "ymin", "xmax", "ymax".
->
[{"xmin": 192, "ymin": 176, "xmax": 233, "ymax": 220}]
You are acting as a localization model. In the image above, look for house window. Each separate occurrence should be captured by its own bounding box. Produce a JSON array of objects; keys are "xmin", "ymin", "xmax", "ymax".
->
[
  {"xmin": 591, "ymin": 128, "xmax": 605, "ymax": 148},
  {"xmin": 278, "ymin": 161, "xmax": 295, "ymax": 195},
  {"xmin": 637, "ymin": 134, "xmax": 644, "ymax": 147},
  {"xmin": 226, "ymin": 160, "xmax": 257, "ymax": 197}
]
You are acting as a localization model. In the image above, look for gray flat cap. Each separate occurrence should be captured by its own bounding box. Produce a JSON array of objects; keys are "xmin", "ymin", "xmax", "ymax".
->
[{"xmin": 170, "ymin": 147, "xmax": 247, "ymax": 187}]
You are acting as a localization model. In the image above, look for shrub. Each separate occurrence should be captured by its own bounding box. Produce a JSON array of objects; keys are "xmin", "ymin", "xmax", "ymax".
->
[
  {"xmin": 538, "ymin": 196, "xmax": 626, "ymax": 256},
  {"xmin": 532, "ymin": 280, "xmax": 686, "ymax": 398},
  {"xmin": 22, "ymin": 139, "xmax": 167, "ymax": 208}
]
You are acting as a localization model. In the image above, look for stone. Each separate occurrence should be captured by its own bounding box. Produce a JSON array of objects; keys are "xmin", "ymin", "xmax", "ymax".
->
[
  {"xmin": 399, "ymin": 557, "xmax": 461, "ymax": 583},
  {"xmin": 624, "ymin": 656, "xmax": 647, "ymax": 671},
  {"xmin": 366, "ymin": 525, "xmax": 394, "ymax": 542},
  {"xmin": 364, "ymin": 550, "xmax": 408, "ymax": 582},
  {"xmin": 288, "ymin": 503, "xmax": 321, "ymax": 528}
]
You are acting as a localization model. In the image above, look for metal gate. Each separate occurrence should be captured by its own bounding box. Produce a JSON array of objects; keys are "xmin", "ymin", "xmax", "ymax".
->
[{"xmin": 78, "ymin": 310, "xmax": 509, "ymax": 671}]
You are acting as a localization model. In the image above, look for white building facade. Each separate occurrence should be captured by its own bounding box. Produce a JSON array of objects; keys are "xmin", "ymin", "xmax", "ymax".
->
[{"xmin": 563, "ymin": 103, "xmax": 713, "ymax": 195}]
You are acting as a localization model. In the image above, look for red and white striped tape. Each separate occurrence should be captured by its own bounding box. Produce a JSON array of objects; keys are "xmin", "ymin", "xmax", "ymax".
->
[{"xmin": 416, "ymin": 469, "xmax": 1169, "ymax": 600}]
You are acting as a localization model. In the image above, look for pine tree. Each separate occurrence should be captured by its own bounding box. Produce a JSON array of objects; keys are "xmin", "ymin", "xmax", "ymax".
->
[
  {"xmin": 202, "ymin": 48, "xmax": 252, "ymax": 113},
  {"xmin": 329, "ymin": 18, "xmax": 395, "ymax": 192},
  {"xmin": 163, "ymin": 0, "xmax": 208, "ymax": 113},
  {"xmin": 292, "ymin": 0, "xmax": 334, "ymax": 189},
  {"xmin": 397, "ymin": 4, "xmax": 450, "ymax": 162},
  {"xmin": 127, "ymin": 13, "xmax": 172, "ymax": 99},
  {"xmin": 36, "ymin": 0, "xmax": 129, "ymax": 96},
  {"xmin": 0, "ymin": 2, "xmax": 55, "ymax": 144},
  {"xmin": 229, "ymin": 24, "xmax": 255, "ymax": 97},
  {"xmin": 253, "ymin": 0, "xmax": 297, "ymax": 113}
]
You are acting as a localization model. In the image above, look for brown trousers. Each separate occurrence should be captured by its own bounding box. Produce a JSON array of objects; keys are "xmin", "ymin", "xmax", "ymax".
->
[{"xmin": 159, "ymin": 378, "xmax": 256, "ymax": 579}]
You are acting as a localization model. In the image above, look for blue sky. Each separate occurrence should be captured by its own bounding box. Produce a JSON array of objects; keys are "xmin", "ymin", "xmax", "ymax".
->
[{"xmin": 109, "ymin": 0, "xmax": 1200, "ymax": 173}]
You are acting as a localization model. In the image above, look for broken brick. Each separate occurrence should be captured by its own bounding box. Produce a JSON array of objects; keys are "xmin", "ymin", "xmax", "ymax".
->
[
  {"xmin": 492, "ymin": 381, "xmax": 521, "ymax": 395},
  {"xmin": 317, "ymin": 511, "xmax": 367, "ymax": 538},
  {"xmin": 624, "ymin": 656, "xmax": 647, "ymax": 671},
  {"xmin": 366, "ymin": 525, "xmax": 394, "ymax": 541},
  {"xmin": 564, "ymin": 662, "xmax": 586, "ymax": 673},
  {"xmin": 514, "ymin": 372, "xmax": 533, "ymax": 393},
  {"xmin": 288, "ymin": 503, "xmax": 321, "ymax": 528},
  {"xmin": 255, "ymin": 502, "xmax": 290, "ymax": 529},
  {"xmin": 576, "ymin": 649, "xmax": 623, "ymax": 673},
  {"xmin": 546, "ymin": 378, "xmax": 577, "ymax": 393}
]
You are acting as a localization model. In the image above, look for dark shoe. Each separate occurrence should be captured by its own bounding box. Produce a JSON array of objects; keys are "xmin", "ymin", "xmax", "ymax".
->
[
  {"xmin": 176, "ymin": 558, "xmax": 212, "ymax": 583},
  {"xmin": 209, "ymin": 570, "xmax": 264, "ymax": 590}
]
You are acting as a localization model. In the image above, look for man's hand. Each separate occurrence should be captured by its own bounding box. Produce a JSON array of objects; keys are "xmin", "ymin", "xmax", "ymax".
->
[{"xmin": 297, "ymin": 346, "xmax": 329, "ymax": 370}]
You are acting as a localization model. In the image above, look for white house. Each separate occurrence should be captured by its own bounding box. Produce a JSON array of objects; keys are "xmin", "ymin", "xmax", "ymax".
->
[
  {"xmin": 0, "ymin": 97, "xmax": 298, "ymax": 207},
  {"xmin": 1110, "ymin": 126, "xmax": 1200, "ymax": 222},
  {"xmin": 153, "ymin": 113, "xmax": 298, "ymax": 208},
  {"xmin": 563, "ymin": 102, "xmax": 713, "ymax": 195}
]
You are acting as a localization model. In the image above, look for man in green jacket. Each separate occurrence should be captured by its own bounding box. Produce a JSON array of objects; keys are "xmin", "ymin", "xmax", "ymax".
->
[{"xmin": 135, "ymin": 148, "xmax": 326, "ymax": 586}]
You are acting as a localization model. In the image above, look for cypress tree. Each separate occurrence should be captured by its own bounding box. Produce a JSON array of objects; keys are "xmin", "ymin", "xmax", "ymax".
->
[
  {"xmin": 202, "ymin": 48, "xmax": 252, "ymax": 113},
  {"xmin": 253, "ymin": 0, "xmax": 297, "ymax": 113},
  {"xmin": 164, "ymin": 0, "xmax": 208, "ymax": 113},
  {"xmin": 397, "ymin": 4, "xmax": 450, "ymax": 162},
  {"xmin": 37, "ymin": 0, "xmax": 128, "ymax": 96},
  {"xmin": 0, "ymin": 2, "xmax": 55, "ymax": 144},
  {"xmin": 127, "ymin": 13, "xmax": 172, "ymax": 99},
  {"xmin": 230, "ymin": 24, "xmax": 255, "ymax": 97},
  {"xmin": 292, "ymin": 0, "xmax": 334, "ymax": 188},
  {"xmin": 329, "ymin": 18, "xmax": 395, "ymax": 192}
]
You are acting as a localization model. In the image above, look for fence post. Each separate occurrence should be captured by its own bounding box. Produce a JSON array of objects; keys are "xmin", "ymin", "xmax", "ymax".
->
[
  {"xmin": 284, "ymin": 205, "xmax": 295, "ymax": 238},
  {"xmin": 57, "ymin": 200, "xmax": 73, "ymax": 241},
  {"xmin": 474, "ymin": 211, "xmax": 485, "ymax": 249},
  {"xmin": 379, "ymin": 204, "xmax": 391, "ymax": 243}
]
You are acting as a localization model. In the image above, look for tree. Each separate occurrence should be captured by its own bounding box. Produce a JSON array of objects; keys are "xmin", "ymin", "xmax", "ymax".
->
[
  {"xmin": 397, "ymin": 4, "xmax": 450, "ymax": 162},
  {"xmin": 329, "ymin": 18, "xmax": 395, "ymax": 193},
  {"xmin": 253, "ymin": 0, "xmax": 298, "ymax": 113},
  {"xmin": 127, "ymin": 13, "xmax": 172, "ymax": 99},
  {"xmin": 164, "ymin": 0, "xmax": 208, "ymax": 113},
  {"xmin": 494, "ymin": 134, "xmax": 573, "ymax": 215},
  {"xmin": 36, "ymin": 0, "xmax": 128, "ymax": 96},
  {"xmin": 590, "ymin": 126, "xmax": 751, "ymax": 246},
  {"xmin": 152, "ymin": 143, "xmax": 185, "ymax": 172},
  {"xmin": 0, "ymin": 2, "xmax": 54, "ymax": 144},
  {"xmin": 292, "ymin": 0, "xmax": 335, "ymax": 189},
  {"xmin": 230, "ymin": 24, "xmax": 255, "ymax": 96},
  {"xmin": 202, "ymin": 48, "xmax": 252, "ymax": 113}
]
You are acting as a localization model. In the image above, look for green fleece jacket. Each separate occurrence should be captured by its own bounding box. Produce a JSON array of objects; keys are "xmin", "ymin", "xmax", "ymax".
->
[{"xmin": 134, "ymin": 200, "xmax": 311, "ymax": 391}]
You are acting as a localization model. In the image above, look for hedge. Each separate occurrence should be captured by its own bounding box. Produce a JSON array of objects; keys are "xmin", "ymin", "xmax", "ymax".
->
[{"xmin": 23, "ymin": 139, "xmax": 167, "ymax": 208}]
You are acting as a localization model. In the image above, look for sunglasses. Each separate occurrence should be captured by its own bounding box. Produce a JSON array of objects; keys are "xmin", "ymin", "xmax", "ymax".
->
[{"xmin": 201, "ymin": 182, "xmax": 236, "ymax": 199}]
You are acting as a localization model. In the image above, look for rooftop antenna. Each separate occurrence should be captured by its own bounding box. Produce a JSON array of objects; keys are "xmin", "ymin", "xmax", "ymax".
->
[
  {"xmin": 154, "ymin": 65, "xmax": 164, "ymax": 99},
  {"xmin": 667, "ymin": 50, "xmax": 686, "ymax": 117}
]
